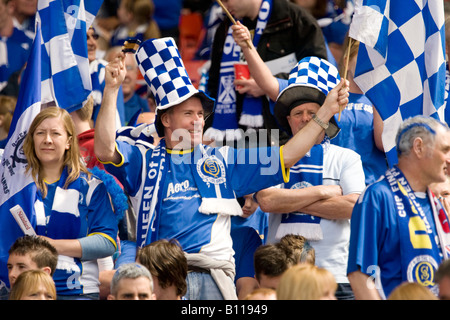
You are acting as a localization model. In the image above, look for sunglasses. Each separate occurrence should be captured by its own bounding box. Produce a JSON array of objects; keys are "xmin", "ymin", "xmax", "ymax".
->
[{"xmin": 87, "ymin": 33, "xmax": 99, "ymax": 40}]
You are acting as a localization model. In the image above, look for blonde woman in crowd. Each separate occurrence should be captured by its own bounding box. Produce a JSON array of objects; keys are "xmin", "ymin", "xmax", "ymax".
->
[
  {"xmin": 9, "ymin": 269, "xmax": 56, "ymax": 300},
  {"xmin": 276, "ymin": 264, "xmax": 337, "ymax": 300}
]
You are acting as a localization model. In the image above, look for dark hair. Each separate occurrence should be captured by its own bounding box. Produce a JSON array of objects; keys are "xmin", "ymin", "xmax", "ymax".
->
[
  {"xmin": 254, "ymin": 244, "xmax": 290, "ymax": 280},
  {"xmin": 9, "ymin": 236, "xmax": 58, "ymax": 276},
  {"xmin": 137, "ymin": 239, "xmax": 188, "ymax": 296}
]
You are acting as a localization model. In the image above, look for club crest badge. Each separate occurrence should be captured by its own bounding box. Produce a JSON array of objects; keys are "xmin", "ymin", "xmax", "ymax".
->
[
  {"xmin": 197, "ymin": 155, "xmax": 226, "ymax": 185},
  {"xmin": 407, "ymin": 255, "xmax": 438, "ymax": 293}
]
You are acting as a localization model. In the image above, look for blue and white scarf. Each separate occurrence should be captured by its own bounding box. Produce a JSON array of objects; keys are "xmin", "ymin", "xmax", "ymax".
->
[
  {"xmin": 386, "ymin": 166, "xmax": 450, "ymax": 295},
  {"xmin": 34, "ymin": 167, "xmax": 82, "ymax": 239},
  {"xmin": 136, "ymin": 139, "xmax": 243, "ymax": 248},
  {"xmin": 276, "ymin": 139, "xmax": 327, "ymax": 241},
  {"xmin": 33, "ymin": 168, "xmax": 104, "ymax": 295},
  {"xmin": 204, "ymin": 0, "xmax": 272, "ymax": 141}
]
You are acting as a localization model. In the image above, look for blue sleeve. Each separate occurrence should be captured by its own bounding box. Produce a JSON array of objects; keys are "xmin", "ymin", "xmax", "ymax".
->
[
  {"xmin": 268, "ymin": 78, "xmax": 290, "ymax": 116},
  {"xmin": 86, "ymin": 181, "xmax": 118, "ymax": 249},
  {"xmin": 277, "ymin": 78, "xmax": 289, "ymax": 93},
  {"xmin": 103, "ymin": 140, "xmax": 146, "ymax": 197},
  {"xmin": 347, "ymin": 182, "xmax": 393, "ymax": 276},
  {"xmin": 226, "ymin": 146, "xmax": 288, "ymax": 197}
]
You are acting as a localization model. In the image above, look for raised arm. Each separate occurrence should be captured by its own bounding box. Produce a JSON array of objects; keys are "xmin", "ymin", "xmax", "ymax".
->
[
  {"xmin": 94, "ymin": 53, "xmax": 127, "ymax": 164},
  {"xmin": 231, "ymin": 21, "xmax": 280, "ymax": 101}
]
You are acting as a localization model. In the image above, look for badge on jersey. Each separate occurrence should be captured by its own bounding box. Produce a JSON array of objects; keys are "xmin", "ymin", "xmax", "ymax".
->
[{"xmin": 197, "ymin": 155, "xmax": 226, "ymax": 185}]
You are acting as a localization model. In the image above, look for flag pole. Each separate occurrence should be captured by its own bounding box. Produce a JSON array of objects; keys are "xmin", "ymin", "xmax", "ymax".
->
[
  {"xmin": 339, "ymin": 37, "xmax": 352, "ymax": 121},
  {"xmin": 216, "ymin": 0, "xmax": 253, "ymax": 50}
]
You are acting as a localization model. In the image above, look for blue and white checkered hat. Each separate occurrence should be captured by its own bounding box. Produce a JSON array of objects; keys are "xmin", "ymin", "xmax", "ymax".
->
[
  {"xmin": 274, "ymin": 56, "xmax": 341, "ymax": 138},
  {"xmin": 135, "ymin": 37, "xmax": 215, "ymax": 136}
]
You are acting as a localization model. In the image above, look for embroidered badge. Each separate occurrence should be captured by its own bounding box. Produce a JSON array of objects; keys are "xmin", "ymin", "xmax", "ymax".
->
[
  {"xmin": 197, "ymin": 155, "xmax": 226, "ymax": 185},
  {"xmin": 407, "ymin": 255, "xmax": 438, "ymax": 288}
]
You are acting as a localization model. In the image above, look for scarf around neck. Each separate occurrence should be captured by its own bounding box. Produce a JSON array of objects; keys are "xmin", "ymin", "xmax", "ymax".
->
[
  {"xmin": 34, "ymin": 167, "xmax": 81, "ymax": 239},
  {"xmin": 276, "ymin": 139, "xmax": 328, "ymax": 241},
  {"xmin": 385, "ymin": 166, "xmax": 450, "ymax": 295}
]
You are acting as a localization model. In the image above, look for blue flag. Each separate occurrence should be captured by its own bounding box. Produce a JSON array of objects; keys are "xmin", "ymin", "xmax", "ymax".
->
[
  {"xmin": 0, "ymin": 24, "xmax": 42, "ymax": 290},
  {"xmin": 349, "ymin": 0, "xmax": 446, "ymax": 166},
  {"xmin": 0, "ymin": 0, "xmax": 103, "ymax": 291},
  {"xmin": 39, "ymin": 0, "xmax": 103, "ymax": 112}
]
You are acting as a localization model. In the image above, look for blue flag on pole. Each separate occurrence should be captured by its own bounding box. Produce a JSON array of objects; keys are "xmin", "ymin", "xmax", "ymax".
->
[
  {"xmin": 349, "ymin": 0, "xmax": 446, "ymax": 166},
  {"xmin": 0, "ymin": 23, "xmax": 42, "ymax": 292},
  {"xmin": 0, "ymin": 0, "xmax": 103, "ymax": 293},
  {"xmin": 39, "ymin": 0, "xmax": 103, "ymax": 112}
]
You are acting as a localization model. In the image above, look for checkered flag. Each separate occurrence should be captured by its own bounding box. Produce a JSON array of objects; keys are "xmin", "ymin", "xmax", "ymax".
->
[
  {"xmin": 287, "ymin": 56, "xmax": 340, "ymax": 96},
  {"xmin": 0, "ymin": 0, "xmax": 104, "ymax": 289},
  {"xmin": 37, "ymin": 0, "xmax": 103, "ymax": 112},
  {"xmin": 349, "ymin": 0, "xmax": 446, "ymax": 166}
]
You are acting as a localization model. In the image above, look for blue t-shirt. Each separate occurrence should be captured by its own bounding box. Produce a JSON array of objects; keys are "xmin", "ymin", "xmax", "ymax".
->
[
  {"xmin": 153, "ymin": 0, "xmax": 182, "ymax": 31},
  {"xmin": 331, "ymin": 92, "xmax": 387, "ymax": 185},
  {"xmin": 110, "ymin": 25, "xmax": 147, "ymax": 48},
  {"xmin": 231, "ymin": 208, "xmax": 269, "ymax": 280},
  {"xmin": 347, "ymin": 177, "xmax": 438, "ymax": 298}
]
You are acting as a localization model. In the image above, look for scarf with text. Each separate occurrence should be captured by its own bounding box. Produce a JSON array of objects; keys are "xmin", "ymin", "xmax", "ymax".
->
[
  {"xmin": 386, "ymin": 166, "xmax": 450, "ymax": 295},
  {"xmin": 204, "ymin": 0, "xmax": 272, "ymax": 141}
]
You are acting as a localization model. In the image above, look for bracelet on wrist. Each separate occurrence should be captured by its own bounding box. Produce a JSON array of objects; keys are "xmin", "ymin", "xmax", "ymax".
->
[{"xmin": 312, "ymin": 114, "xmax": 329, "ymax": 131}]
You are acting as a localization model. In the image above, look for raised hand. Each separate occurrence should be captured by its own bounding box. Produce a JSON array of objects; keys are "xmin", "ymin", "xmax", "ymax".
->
[
  {"xmin": 231, "ymin": 21, "xmax": 252, "ymax": 50},
  {"xmin": 105, "ymin": 52, "xmax": 127, "ymax": 90},
  {"xmin": 322, "ymin": 79, "xmax": 350, "ymax": 117}
]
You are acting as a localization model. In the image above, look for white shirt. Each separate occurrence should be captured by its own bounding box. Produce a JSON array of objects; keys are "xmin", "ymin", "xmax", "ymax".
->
[{"xmin": 267, "ymin": 144, "xmax": 366, "ymax": 283}]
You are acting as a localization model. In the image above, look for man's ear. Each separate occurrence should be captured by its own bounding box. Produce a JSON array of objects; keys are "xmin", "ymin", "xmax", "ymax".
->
[
  {"xmin": 412, "ymin": 137, "xmax": 425, "ymax": 157},
  {"xmin": 160, "ymin": 111, "xmax": 170, "ymax": 128},
  {"xmin": 41, "ymin": 266, "xmax": 52, "ymax": 275}
]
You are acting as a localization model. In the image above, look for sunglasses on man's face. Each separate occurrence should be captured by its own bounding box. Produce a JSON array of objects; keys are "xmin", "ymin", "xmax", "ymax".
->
[{"xmin": 87, "ymin": 33, "xmax": 99, "ymax": 41}]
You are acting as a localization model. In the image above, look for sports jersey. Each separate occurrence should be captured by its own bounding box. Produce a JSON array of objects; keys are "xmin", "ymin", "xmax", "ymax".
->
[
  {"xmin": 110, "ymin": 24, "xmax": 147, "ymax": 48},
  {"xmin": 347, "ymin": 175, "xmax": 441, "ymax": 298},
  {"xmin": 104, "ymin": 140, "xmax": 287, "ymax": 262},
  {"xmin": 42, "ymin": 173, "xmax": 118, "ymax": 296}
]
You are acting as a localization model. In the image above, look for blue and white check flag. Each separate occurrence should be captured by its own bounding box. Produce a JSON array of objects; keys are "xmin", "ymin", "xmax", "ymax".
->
[
  {"xmin": 349, "ymin": 0, "xmax": 446, "ymax": 166},
  {"xmin": 38, "ymin": 0, "xmax": 103, "ymax": 112},
  {"xmin": 0, "ymin": 0, "xmax": 103, "ymax": 291},
  {"xmin": 0, "ymin": 24, "xmax": 42, "ymax": 291}
]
